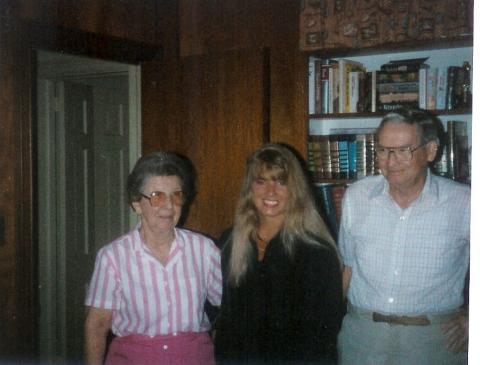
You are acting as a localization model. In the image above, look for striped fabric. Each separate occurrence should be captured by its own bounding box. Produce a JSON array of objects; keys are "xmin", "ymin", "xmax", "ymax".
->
[{"xmin": 85, "ymin": 227, "xmax": 222, "ymax": 337}]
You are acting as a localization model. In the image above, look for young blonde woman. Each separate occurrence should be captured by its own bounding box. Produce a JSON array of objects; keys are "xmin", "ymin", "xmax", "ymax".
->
[{"xmin": 215, "ymin": 143, "xmax": 344, "ymax": 364}]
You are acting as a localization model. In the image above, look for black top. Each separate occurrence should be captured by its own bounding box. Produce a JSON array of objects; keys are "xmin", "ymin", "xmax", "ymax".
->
[{"xmin": 214, "ymin": 229, "xmax": 344, "ymax": 365}]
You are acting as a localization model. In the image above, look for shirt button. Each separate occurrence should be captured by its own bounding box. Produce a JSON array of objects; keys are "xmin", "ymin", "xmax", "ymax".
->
[
  {"xmin": 163, "ymin": 345, "xmax": 168, "ymax": 350},
  {"xmin": 388, "ymin": 297, "xmax": 394, "ymax": 303},
  {"xmin": 394, "ymin": 270, "xmax": 399, "ymax": 276},
  {"xmin": 400, "ymin": 216, "xmax": 405, "ymax": 221},
  {"xmin": 173, "ymin": 332, "xmax": 177, "ymax": 336}
]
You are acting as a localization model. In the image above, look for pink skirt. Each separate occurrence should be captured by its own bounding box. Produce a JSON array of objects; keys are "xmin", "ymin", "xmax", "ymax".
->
[{"xmin": 105, "ymin": 332, "xmax": 215, "ymax": 365}]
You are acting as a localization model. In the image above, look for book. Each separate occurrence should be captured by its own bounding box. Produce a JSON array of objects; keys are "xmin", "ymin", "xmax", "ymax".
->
[
  {"xmin": 314, "ymin": 59, "xmax": 323, "ymax": 114},
  {"xmin": 309, "ymin": 135, "xmax": 332, "ymax": 180},
  {"xmin": 328, "ymin": 63, "xmax": 339, "ymax": 113},
  {"xmin": 435, "ymin": 67, "xmax": 448, "ymax": 110},
  {"xmin": 380, "ymin": 57, "xmax": 429, "ymax": 72},
  {"xmin": 365, "ymin": 133, "xmax": 378, "ymax": 176},
  {"xmin": 418, "ymin": 65, "xmax": 429, "ymax": 109},
  {"xmin": 337, "ymin": 59, "xmax": 365, "ymax": 113},
  {"xmin": 446, "ymin": 66, "xmax": 464, "ymax": 110},
  {"xmin": 320, "ymin": 62, "xmax": 330, "ymax": 114},
  {"xmin": 337, "ymin": 136, "xmax": 350, "ymax": 179},
  {"xmin": 426, "ymin": 67, "xmax": 438, "ymax": 110},
  {"xmin": 314, "ymin": 183, "xmax": 339, "ymax": 241},
  {"xmin": 377, "ymin": 71, "xmax": 419, "ymax": 83},
  {"xmin": 308, "ymin": 57, "xmax": 316, "ymax": 114},
  {"xmin": 355, "ymin": 134, "xmax": 367, "ymax": 178},
  {"xmin": 330, "ymin": 184, "xmax": 347, "ymax": 224},
  {"xmin": 447, "ymin": 120, "xmax": 470, "ymax": 182},
  {"xmin": 329, "ymin": 135, "xmax": 341, "ymax": 179}
]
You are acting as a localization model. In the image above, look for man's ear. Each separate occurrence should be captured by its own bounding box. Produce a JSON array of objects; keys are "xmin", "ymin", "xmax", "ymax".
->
[{"xmin": 426, "ymin": 141, "xmax": 439, "ymax": 162}]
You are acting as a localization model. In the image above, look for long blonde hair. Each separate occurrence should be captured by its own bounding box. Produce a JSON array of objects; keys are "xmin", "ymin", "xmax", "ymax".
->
[{"xmin": 227, "ymin": 143, "xmax": 335, "ymax": 286}]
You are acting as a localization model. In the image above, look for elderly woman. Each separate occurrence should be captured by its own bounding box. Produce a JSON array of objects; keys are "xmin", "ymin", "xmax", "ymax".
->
[
  {"xmin": 215, "ymin": 143, "xmax": 344, "ymax": 364},
  {"xmin": 84, "ymin": 151, "xmax": 222, "ymax": 365}
]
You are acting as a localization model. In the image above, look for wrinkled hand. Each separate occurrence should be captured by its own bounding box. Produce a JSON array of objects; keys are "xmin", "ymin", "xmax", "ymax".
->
[{"xmin": 442, "ymin": 310, "xmax": 468, "ymax": 353}]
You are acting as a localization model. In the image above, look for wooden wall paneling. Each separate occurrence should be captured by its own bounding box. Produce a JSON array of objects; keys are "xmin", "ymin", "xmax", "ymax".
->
[
  {"xmin": 179, "ymin": 0, "xmax": 269, "ymax": 57},
  {"xmin": 14, "ymin": 0, "xmax": 160, "ymax": 44},
  {"xmin": 179, "ymin": 49, "xmax": 266, "ymax": 238},
  {"xmin": 178, "ymin": 0, "xmax": 307, "ymax": 158},
  {"xmin": 141, "ymin": 58, "xmax": 187, "ymax": 155},
  {"xmin": 268, "ymin": 0, "xmax": 307, "ymax": 158},
  {"xmin": 0, "ymin": 16, "xmax": 35, "ymax": 358}
]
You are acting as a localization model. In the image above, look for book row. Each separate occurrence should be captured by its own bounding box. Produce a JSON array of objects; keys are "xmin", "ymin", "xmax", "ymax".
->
[
  {"xmin": 433, "ymin": 120, "xmax": 470, "ymax": 183},
  {"xmin": 308, "ymin": 132, "xmax": 380, "ymax": 181},
  {"xmin": 310, "ymin": 57, "xmax": 472, "ymax": 114},
  {"xmin": 314, "ymin": 183, "xmax": 348, "ymax": 242}
]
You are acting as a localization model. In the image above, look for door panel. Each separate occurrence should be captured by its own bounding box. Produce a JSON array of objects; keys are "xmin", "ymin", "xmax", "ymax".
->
[
  {"xmin": 62, "ymin": 81, "xmax": 97, "ymax": 360},
  {"xmin": 92, "ymin": 76, "xmax": 131, "ymax": 251}
]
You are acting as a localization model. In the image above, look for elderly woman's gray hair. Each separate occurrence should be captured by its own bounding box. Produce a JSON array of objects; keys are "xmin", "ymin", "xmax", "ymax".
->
[{"xmin": 126, "ymin": 151, "xmax": 196, "ymax": 206}]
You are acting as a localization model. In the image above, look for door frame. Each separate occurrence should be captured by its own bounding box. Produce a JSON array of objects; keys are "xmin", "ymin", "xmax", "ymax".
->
[{"xmin": 15, "ymin": 19, "xmax": 160, "ymax": 358}]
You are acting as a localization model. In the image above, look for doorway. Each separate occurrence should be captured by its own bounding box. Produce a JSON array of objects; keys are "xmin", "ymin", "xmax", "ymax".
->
[{"xmin": 36, "ymin": 50, "xmax": 141, "ymax": 363}]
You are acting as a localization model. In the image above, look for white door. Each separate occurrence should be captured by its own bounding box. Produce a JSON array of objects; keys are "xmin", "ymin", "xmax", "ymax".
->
[{"xmin": 37, "ymin": 56, "xmax": 141, "ymax": 363}]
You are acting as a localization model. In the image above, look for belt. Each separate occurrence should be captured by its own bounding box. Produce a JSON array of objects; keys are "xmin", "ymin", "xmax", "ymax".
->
[
  {"xmin": 372, "ymin": 312, "xmax": 430, "ymax": 326},
  {"xmin": 348, "ymin": 303, "xmax": 460, "ymax": 326}
]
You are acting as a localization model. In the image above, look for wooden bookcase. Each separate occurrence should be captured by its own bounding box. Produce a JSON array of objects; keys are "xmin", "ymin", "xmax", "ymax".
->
[
  {"xmin": 299, "ymin": 0, "xmax": 473, "ymax": 238},
  {"xmin": 300, "ymin": 0, "xmax": 473, "ymax": 181}
]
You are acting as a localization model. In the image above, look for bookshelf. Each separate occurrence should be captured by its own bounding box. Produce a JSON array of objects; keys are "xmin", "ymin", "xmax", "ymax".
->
[
  {"xmin": 307, "ymin": 45, "xmax": 473, "ymax": 183},
  {"xmin": 299, "ymin": 0, "xmax": 473, "ymax": 239},
  {"xmin": 306, "ymin": 44, "xmax": 472, "ymax": 240}
]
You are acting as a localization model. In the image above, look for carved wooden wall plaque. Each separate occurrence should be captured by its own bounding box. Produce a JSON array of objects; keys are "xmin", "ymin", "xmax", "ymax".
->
[{"xmin": 300, "ymin": 0, "xmax": 473, "ymax": 51}]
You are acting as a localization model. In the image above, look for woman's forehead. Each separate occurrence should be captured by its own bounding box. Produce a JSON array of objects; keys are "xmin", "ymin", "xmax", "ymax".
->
[{"xmin": 254, "ymin": 164, "xmax": 285, "ymax": 178}]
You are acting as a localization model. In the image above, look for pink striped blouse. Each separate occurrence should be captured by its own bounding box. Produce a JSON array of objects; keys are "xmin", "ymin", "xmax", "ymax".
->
[{"xmin": 85, "ymin": 227, "xmax": 222, "ymax": 337}]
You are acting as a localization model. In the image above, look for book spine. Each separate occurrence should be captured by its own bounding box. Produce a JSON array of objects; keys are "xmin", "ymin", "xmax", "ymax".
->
[
  {"xmin": 338, "ymin": 138, "xmax": 349, "ymax": 179},
  {"xmin": 371, "ymin": 70, "xmax": 377, "ymax": 112},
  {"xmin": 329, "ymin": 135, "xmax": 340, "ymax": 179},
  {"xmin": 377, "ymin": 71, "xmax": 419, "ymax": 83},
  {"xmin": 426, "ymin": 67, "xmax": 438, "ymax": 110},
  {"xmin": 330, "ymin": 184, "xmax": 347, "ymax": 225},
  {"xmin": 321, "ymin": 64, "xmax": 330, "ymax": 114},
  {"xmin": 347, "ymin": 137, "xmax": 357, "ymax": 179},
  {"xmin": 436, "ymin": 67, "xmax": 448, "ymax": 110},
  {"xmin": 348, "ymin": 71, "xmax": 359, "ymax": 113},
  {"xmin": 314, "ymin": 184, "xmax": 339, "ymax": 240},
  {"xmin": 308, "ymin": 57, "xmax": 316, "ymax": 114},
  {"xmin": 418, "ymin": 66, "xmax": 428, "ymax": 109},
  {"xmin": 355, "ymin": 134, "xmax": 366, "ymax": 178},
  {"xmin": 314, "ymin": 59, "xmax": 323, "ymax": 114}
]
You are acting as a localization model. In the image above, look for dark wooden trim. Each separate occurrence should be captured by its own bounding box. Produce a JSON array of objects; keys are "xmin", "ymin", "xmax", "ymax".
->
[
  {"xmin": 262, "ymin": 47, "xmax": 271, "ymax": 144},
  {"xmin": 303, "ymin": 36, "xmax": 473, "ymax": 58},
  {"xmin": 22, "ymin": 19, "xmax": 163, "ymax": 64}
]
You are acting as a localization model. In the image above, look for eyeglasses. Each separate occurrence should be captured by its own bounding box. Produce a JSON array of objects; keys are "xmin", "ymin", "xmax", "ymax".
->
[
  {"xmin": 140, "ymin": 191, "xmax": 184, "ymax": 207},
  {"xmin": 375, "ymin": 144, "xmax": 426, "ymax": 161}
]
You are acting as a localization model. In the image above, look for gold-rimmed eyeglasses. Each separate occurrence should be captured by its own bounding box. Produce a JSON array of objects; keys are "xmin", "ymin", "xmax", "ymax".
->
[
  {"xmin": 375, "ymin": 144, "xmax": 426, "ymax": 162},
  {"xmin": 140, "ymin": 191, "xmax": 184, "ymax": 207}
]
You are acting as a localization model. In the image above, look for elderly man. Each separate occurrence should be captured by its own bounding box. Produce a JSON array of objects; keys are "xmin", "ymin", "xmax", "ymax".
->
[{"xmin": 338, "ymin": 108, "xmax": 470, "ymax": 364}]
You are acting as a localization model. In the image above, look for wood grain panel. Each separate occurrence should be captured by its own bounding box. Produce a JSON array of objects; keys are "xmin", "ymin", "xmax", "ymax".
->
[
  {"xmin": 181, "ymin": 49, "xmax": 265, "ymax": 238},
  {"xmin": 179, "ymin": 0, "xmax": 268, "ymax": 57},
  {"xmin": 143, "ymin": 49, "xmax": 266, "ymax": 239},
  {"xmin": 14, "ymin": 0, "xmax": 159, "ymax": 44},
  {"xmin": 0, "ymin": 16, "xmax": 34, "ymax": 357}
]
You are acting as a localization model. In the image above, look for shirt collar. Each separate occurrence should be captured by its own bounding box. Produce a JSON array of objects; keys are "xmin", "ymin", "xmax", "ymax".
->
[
  {"xmin": 370, "ymin": 169, "xmax": 439, "ymax": 208},
  {"xmin": 133, "ymin": 224, "xmax": 184, "ymax": 255}
]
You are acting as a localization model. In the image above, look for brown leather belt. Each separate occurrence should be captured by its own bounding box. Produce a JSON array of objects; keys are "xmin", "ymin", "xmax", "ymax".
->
[{"xmin": 372, "ymin": 312, "xmax": 431, "ymax": 326}]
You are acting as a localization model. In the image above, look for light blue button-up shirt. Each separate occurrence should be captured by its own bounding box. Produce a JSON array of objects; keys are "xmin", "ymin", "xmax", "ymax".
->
[{"xmin": 339, "ymin": 170, "xmax": 470, "ymax": 314}]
